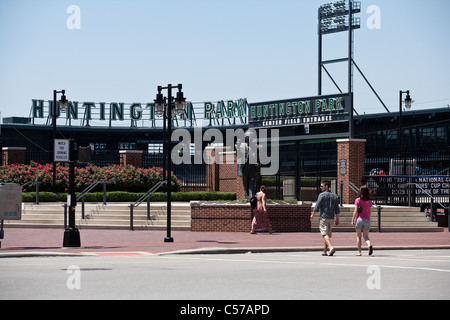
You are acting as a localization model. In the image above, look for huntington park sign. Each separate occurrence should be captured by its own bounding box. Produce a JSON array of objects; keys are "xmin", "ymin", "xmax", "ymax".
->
[
  {"xmin": 249, "ymin": 93, "xmax": 351, "ymax": 128},
  {"xmin": 30, "ymin": 93, "xmax": 351, "ymax": 128},
  {"xmin": 30, "ymin": 99, "xmax": 249, "ymax": 125}
]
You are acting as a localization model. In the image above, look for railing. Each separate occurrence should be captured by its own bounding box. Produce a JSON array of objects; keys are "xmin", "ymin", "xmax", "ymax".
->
[
  {"xmin": 77, "ymin": 180, "xmax": 109, "ymax": 220},
  {"xmin": 129, "ymin": 180, "xmax": 167, "ymax": 231},
  {"xmin": 339, "ymin": 181, "xmax": 359, "ymax": 206},
  {"xmin": 406, "ymin": 182, "xmax": 449, "ymax": 224},
  {"xmin": 339, "ymin": 181, "xmax": 383, "ymax": 232},
  {"xmin": 365, "ymin": 175, "xmax": 450, "ymax": 206},
  {"xmin": 21, "ymin": 181, "xmax": 41, "ymax": 204}
]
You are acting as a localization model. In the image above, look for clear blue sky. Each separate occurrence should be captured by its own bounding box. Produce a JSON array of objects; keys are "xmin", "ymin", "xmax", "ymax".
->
[{"xmin": 1, "ymin": 0, "xmax": 449, "ymax": 120}]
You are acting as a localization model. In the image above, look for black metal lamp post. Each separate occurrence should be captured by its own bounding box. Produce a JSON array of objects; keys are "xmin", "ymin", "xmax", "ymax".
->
[
  {"xmin": 52, "ymin": 90, "xmax": 80, "ymax": 247},
  {"xmin": 399, "ymin": 90, "xmax": 412, "ymax": 175},
  {"xmin": 63, "ymin": 139, "xmax": 80, "ymax": 247},
  {"xmin": 154, "ymin": 84, "xmax": 186, "ymax": 243},
  {"xmin": 52, "ymin": 90, "xmax": 68, "ymax": 192}
]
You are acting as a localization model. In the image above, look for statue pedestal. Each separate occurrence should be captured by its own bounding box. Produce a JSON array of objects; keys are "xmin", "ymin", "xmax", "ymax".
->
[{"xmin": 191, "ymin": 201, "xmax": 312, "ymax": 233}]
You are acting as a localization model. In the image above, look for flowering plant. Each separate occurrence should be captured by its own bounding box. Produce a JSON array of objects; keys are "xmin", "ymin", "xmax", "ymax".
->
[{"xmin": 0, "ymin": 161, "xmax": 181, "ymax": 193}]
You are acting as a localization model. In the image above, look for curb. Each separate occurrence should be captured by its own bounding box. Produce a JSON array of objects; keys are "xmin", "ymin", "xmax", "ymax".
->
[
  {"xmin": 1, "ymin": 245, "xmax": 450, "ymax": 258},
  {"xmin": 157, "ymin": 245, "xmax": 450, "ymax": 255},
  {"xmin": 0, "ymin": 252, "xmax": 95, "ymax": 258}
]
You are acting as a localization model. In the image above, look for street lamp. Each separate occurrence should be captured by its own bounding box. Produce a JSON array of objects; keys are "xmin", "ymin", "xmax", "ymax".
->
[
  {"xmin": 52, "ymin": 90, "xmax": 68, "ymax": 192},
  {"xmin": 52, "ymin": 90, "xmax": 80, "ymax": 247},
  {"xmin": 154, "ymin": 84, "xmax": 187, "ymax": 243},
  {"xmin": 63, "ymin": 139, "xmax": 80, "ymax": 247},
  {"xmin": 399, "ymin": 90, "xmax": 412, "ymax": 175}
]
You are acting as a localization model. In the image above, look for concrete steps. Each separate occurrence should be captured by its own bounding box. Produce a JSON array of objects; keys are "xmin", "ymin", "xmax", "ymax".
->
[
  {"xmin": 3, "ymin": 202, "xmax": 192, "ymax": 231},
  {"xmin": 3, "ymin": 202, "xmax": 443, "ymax": 232}
]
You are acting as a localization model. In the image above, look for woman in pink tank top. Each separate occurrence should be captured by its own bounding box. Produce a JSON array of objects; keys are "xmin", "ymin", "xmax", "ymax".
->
[{"xmin": 352, "ymin": 185, "xmax": 374, "ymax": 256}]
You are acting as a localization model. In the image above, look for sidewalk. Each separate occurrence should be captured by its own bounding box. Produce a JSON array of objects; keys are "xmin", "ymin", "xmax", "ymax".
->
[{"xmin": 0, "ymin": 227, "xmax": 449, "ymax": 257}]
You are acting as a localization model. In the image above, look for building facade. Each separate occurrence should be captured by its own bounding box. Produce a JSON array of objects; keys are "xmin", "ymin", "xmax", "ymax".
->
[{"xmin": 1, "ymin": 100, "xmax": 449, "ymax": 203}]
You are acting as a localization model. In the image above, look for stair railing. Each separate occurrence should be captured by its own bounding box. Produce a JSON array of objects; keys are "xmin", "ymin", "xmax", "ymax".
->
[
  {"xmin": 77, "ymin": 180, "xmax": 109, "ymax": 219},
  {"xmin": 21, "ymin": 181, "xmax": 41, "ymax": 204},
  {"xmin": 129, "ymin": 180, "xmax": 167, "ymax": 231}
]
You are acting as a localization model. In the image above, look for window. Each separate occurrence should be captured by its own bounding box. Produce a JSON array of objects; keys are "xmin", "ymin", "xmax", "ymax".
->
[
  {"xmin": 148, "ymin": 143, "xmax": 163, "ymax": 154},
  {"xmin": 118, "ymin": 142, "xmax": 136, "ymax": 150}
]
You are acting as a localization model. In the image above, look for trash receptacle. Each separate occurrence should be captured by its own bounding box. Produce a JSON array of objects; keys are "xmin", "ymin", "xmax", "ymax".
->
[
  {"xmin": 0, "ymin": 183, "xmax": 22, "ymax": 220},
  {"xmin": 435, "ymin": 207, "xmax": 448, "ymax": 228},
  {"xmin": 435, "ymin": 208, "xmax": 448, "ymax": 228}
]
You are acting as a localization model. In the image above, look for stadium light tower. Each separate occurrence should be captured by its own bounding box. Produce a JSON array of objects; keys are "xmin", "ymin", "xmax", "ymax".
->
[{"xmin": 318, "ymin": 0, "xmax": 361, "ymax": 137}]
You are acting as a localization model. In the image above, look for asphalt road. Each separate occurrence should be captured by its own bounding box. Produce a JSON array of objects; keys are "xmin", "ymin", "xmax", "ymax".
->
[{"xmin": 1, "ymin": 249, "xmax": 449, "ymax": 302}]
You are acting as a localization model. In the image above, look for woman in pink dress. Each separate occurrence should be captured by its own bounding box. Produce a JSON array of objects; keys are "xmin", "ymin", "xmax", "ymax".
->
[{"xmin": 250, "ymin": 185, "xmax": 273, "ymax": 234}]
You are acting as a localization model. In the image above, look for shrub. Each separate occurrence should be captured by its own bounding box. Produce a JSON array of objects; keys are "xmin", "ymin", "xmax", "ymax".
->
[
  {"xmin": 22, "ymin": 191, "xmax": 237, "ymax": 202},
  {"xmin": 0, "ymin": 162, "xmax": 181, "ymax": 193}
]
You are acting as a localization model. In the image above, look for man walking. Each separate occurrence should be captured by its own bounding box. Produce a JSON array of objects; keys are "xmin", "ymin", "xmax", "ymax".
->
[{"xmin": 311, "ymin": 181, "xmax": 340, "ymax": 256}]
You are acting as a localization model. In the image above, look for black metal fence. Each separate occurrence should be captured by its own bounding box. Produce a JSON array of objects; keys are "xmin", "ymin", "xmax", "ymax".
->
[
  {"xmin": 261, "ymin": 140, "xmax": 338, "ymax": 200},
  {"xmin": 365, "ymin": 146, "xmax": 450, "ymax": 176},
  {"xmin": 364, "ymin": 145, "xmax": 450, "ymax": 206},
  {"xmin": 365, "ymin": 175, "xmax": 450, "ymax": 207},
  {"xmin": 21, "ymin": 142, "xmax": 450, "ymax": 203},
  {"xmin": 143, "ymin": 153, "xmax": 209, "ymax": 191}
]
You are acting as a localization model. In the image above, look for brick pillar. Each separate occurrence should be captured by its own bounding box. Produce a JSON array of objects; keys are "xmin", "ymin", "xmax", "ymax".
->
[
  {"xmin": 119, "ymin": 150, "xmax": 143, "ymax": 168},
  {"xmin": 337, "ymin": 139, "xmax": 366, "ymax": 205},
  {"xmin": 2, "ymin": 147, "xmax": 27, "ymax": 165}
]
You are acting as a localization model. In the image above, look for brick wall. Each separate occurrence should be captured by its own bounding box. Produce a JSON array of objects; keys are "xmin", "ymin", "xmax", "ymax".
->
[{"xmin": 191, "ymin": 201, "xmax": 312, "ymax": 232}]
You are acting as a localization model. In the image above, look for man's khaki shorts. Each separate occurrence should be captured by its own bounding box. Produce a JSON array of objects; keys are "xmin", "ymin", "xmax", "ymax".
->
[{"xmin": 319, "ymin": 218, "xmax": 334, "ymax": 237}]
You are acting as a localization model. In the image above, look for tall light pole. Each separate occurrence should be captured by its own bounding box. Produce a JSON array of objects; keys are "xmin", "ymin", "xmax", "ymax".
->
[
  {"xmin": 63, "ymin": 139, "xmax": 80, "ymax": 247},
  {"xmin": 154, "ymin": 84, "xmax": 187, "ymax": 243},
  {"xmin": 399, "ymin": 90, "xmax": 412, "ymax": 176},
  {"xmin": 318, "ymin": 0, "xmax": 361, "ymax": 138},
  {"xmin": 53, "ymin": 90, "xmax": 68, "ymax": 193},
  {"xmin": 52, "ymin": 90, "xmax": 80, "ymax": 247}
]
